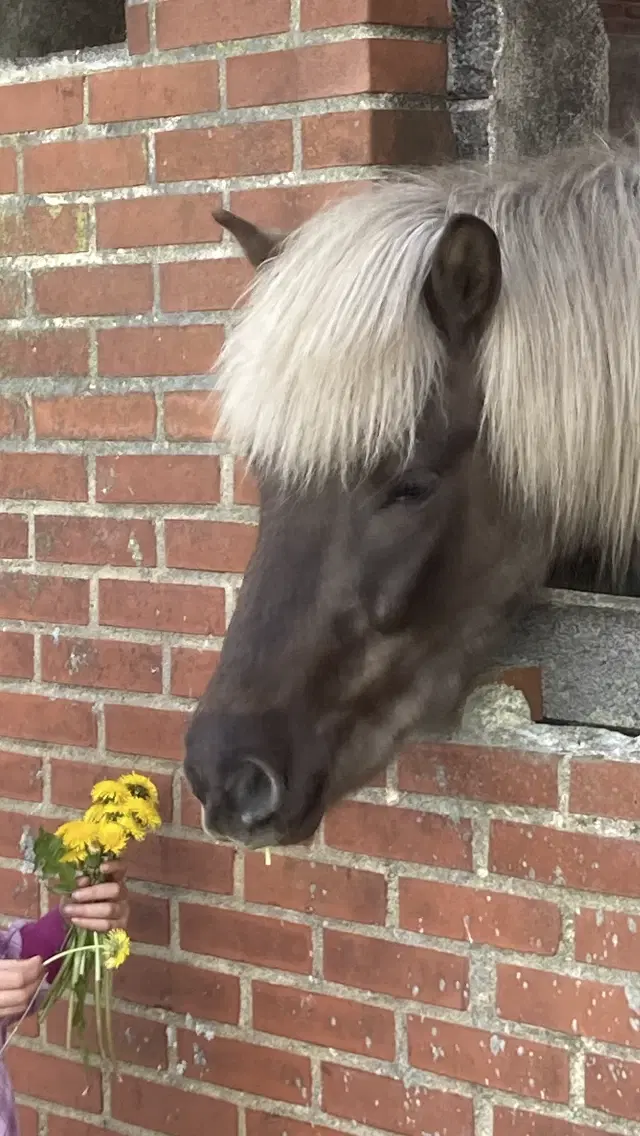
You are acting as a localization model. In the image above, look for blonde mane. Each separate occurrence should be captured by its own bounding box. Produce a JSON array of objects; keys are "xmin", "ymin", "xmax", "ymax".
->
[{"xmin": 216, "ymin": 137, "xmax": 640, "ymax": 567}]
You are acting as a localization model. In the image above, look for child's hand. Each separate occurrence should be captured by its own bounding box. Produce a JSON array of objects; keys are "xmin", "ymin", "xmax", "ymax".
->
[
  {"xmin": 61, "ymin": 863, "xmax": 130, "ymax": 934},
  {"xmin": 0, "ymin": 956, "xmax": 44, "ymax": 1019}
]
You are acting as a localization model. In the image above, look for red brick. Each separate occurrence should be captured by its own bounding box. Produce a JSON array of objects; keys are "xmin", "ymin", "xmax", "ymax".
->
[
  {"xmin": 47, "ymin": 1002, "xmax": 167, "ymax": 1068},
  {"xmin": 128, "ymin": 831, "xmax": 234, "ymax": 895},
  {"xmin": 0, "ymin": 454, "xmax": 86, "ymax": 501},
  {"xmin": 164, "ymin": 390, "xmax": 220, "ymax": 440},
  {"xmin": 177, "ymin": 1030, "xmax": 311, "ymax": 1104},
  {"xmin": 15, "ymin": 1107, "xmax": 38, "ymax": 1136},
  {"xmin": 100, "ymin": 579, "xmax": 225, "ymax": 635},
  {"xmin": 104, "ymin": 703, "xmax": 189, "ymax": 761},
  {"xmin": 490, "ymin": 820, "xmax": 640, "ymax": 898},
  {"xmin": 0, "ymin": 514, "xmax": 28, "ymax": 558},
  {"xmin": 126, "ymin": 1, "xmax": 150, "ymax": 53},
  {"xmin": 253, "ymin": 981, "xmax": 395, "ymax": 1059},
  {"xmin": 111, "ymin": 1073, "xmax": 237, "ymax": 1136},
  {"xmin": 115, "ymin": 954, "xmax": 239, "ymax": 1024},
  {"xmin": 325, "ymin": 800, "xmax": 473, "ymax": 868},
  {"xmin": 51, "ymin": 759, "xmax": 172, "ymax": 822},
  {"xmin": 0, "ymin": 865, "xmax": 38, "ymax": 919},
  {"xmin": 230, "ymin": 181, "xmax": 361, "ymax": 229},
  {"xmin": 0, "ymin": 78, "xmax": 83, "ymax": 133},
  {"xmin": 90, "ymin": 62, "xmax": 219, "ymax": 123},
  {"xmin": 180, "ymin": 903, "xmax": 313, "ymax": 973},
  {"xmin": 0, "ymin": 204, "xmax": 90, "ymax": 255},
  {"xmin": 97, "ymin": 454, "xmax": 220, "ymax": 504},
  {"xmin": 247, "ymin": 1116, "xmax": 335, "ymax": 1136},
  {"xmin": 0, "ymin": 808, "xmax": 40, "ymax": 858},
  {"xmin": 34, "ymin": 393, "xmax": 156, "ymax": 440},
  {"xmin": 400, "ymin": 878, "xmax": 562, "ymax": 955},
  {"xmin": 156, "ymin": 121, "xmax": 293, "ymax": 182},
  {"xmin": 0, "ymin": 572, "xmax": 88, "ymax": 625},
  {"xmin": 0, "ymin": 691, "xmax": 96, "ymax": 747},
  {"xmin": 0, "ymin": 329, "xmax": 88, "ymax": 378},
  {"xmin": 43, "ymin": 635, "xmax": 162, "ymax": 694},
  {"xmin": 0, "ymin": 749, "xmax": 42, "ymax": 801},
  {"xmin": 301, "ymin": 0, "xmax": 452, "ymax": 27},
  {"xmin": 302, "ymin": 108, "xmax": 454, "ymax": 168},
  {"xmin": 97, "ymin": 193, "xmax": 222, "ymax": 249},
  {"xmin": 181, "ymin": 791, "xmax": 201, "ymax": 827},
  {"xmin": 36, "ymin": 516, "xmax": 156, "ymax": 568},
  {"xmin": 0, "ymin": 397, "xmax": 27, "ymax": 438},
  {"xmin": 585, "ymin": 1052, "xmax": 640, "ymax": 1122},
  {"xmin": 35, "ymin": 264, "xmax": 153, "ymax": 317},
  {"xmin": 228, "ymin": 41, "xmax": 447, "ymax": 107},
  {"xmin": 165, "ymin": 519, "xmax": 257, "ymax": 572},
  {"xmin": 245, "ymin": 853, "xmax": 386, "ymax": 924},
  {"xmin": 494, "ymin": 1109, "xmax": 609, "ymax": 1136},
  {"xmin": 399, "ymin": 741, "xmax": 558, "ymax": 807},
  {"xmin": 0, "ymin": 148, "xmax": 17, "ymax": 192},
  {"xmin": 322, "ymin": 1063, "xmax": 472, "ymax": 1136},
  {"xmin": 24, "ymin": 136, "xmax": 147, "ymax": 193},
  {"xmin": 171, "ymin": 646, "xmax": 219, "ymax": 698},
  {"xmin": 160, "ymin": 257, "xmax": 253, "ymax": 312},
  {"xmin": 324, "ymin": 928, "xmax": 468, "ymax": 1008},
  {"xmin": 409, "ymin": 1015, "xmax": 569, "ymax": 1102},
  {"xmin": 127, "ymin": 892, "xmax": 171, "ymax": 947},
  {"xmin": 47, "ymin": 1121, "xmax": 121, "ymax": 1136},
  {"xmin": 5, "ymin": 1048, "xmax": 101, "ymax": 1112},
  {"xmin": 98, "ymin": 325, "xmax": 222, "ymax": 377},
  {"xmin": 156, "ymin": 0, "xmax": 290, "ymax": 48},
  {"xmin": 576, "ymin": 906, "xmax": 640, "ymax": 971},
  {"xmin": 0, "ymin": 275, "xmax": 25, "ymax": 318},
  {"xmin": 498, "ymin": 964, "xmax": 640, "ymax": 1049},
  {"xmin": 570, "ymin": 757, "xmax": 640, "ymax": 820},
  {"xmin": 234, "ymin": 460, "xmax": 260, "ymax": 505},
  {"xmin": 0, "ymin": 630, "xmax": 33, "ymax": 679}
]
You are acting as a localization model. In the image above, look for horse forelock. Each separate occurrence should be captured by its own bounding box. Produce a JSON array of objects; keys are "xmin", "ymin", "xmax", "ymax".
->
[{"xmin": 216, "ymin": 136, "xmax": 640, "ymax": 571}]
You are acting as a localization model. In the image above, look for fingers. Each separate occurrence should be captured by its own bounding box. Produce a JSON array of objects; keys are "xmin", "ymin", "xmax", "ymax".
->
[
  {"xmin": 64, "ymin": 900, "xmax": 130, "ymax": 933},
  {"xmin": 0, "ymin": 958, "xmax": 44, "ymax": 1016}
]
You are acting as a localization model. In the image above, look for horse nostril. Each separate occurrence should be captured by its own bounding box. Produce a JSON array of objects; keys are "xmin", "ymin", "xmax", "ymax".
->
[{"xmin": 225, "ymin": 756, "xmax": 282, "ymax": 829}]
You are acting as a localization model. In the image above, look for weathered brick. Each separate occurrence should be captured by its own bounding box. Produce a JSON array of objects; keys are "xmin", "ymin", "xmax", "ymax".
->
[
  {"xmin": 0, "ymin": 864, "xmax": 38, "ymax": 919},
  {"xmin": 0, "ymin": 514, "xmax": 28, "ymax": 558},
  {"xmin": 324, "ymin": 928, "xmax": 468, "ymax": 1008},
  {"xmin": 227, "ymin": 41, "xmax": 447, "ymax": 107},
  {"xmin": 400, "ymin": 879, "xmax": 562, "ymax": 955},
  {"xmin": 36, "ymin": 516, "xmax": 156, "ymax": 568},
  {"xmin": 156, "ymin": 122, "xmax": 293, "ymax": 182},
  {"xmin": 89, "ymin": 61, "xmax": 219, "ymax": 122},
  {"xmin": 0, "ymin": 275, "xmax": 25, "ymax": 318},
  {"xmin": 0, "ymin": 748, "xmax": 42, "ymax": 801},
  {"xmin": 35, "ymin": 265, "xmax": 153, "ymax": 317},
  {"xmin": 0, "ymin": 148, "xmax": 17, "ymax": 193},
  {"xmin": 164, "ymin": 390, "xmax": 220, "ymax": 440},
  {"xmin": 246, "ymin": 1116, "xmax": 334, "ymax": 1136},
  {"xmin": 325, "ymin": 800, "xmax": 473, "ymax": 868},
  {"xmin": 0, "ymin": 204, "xmax": 89, "ymax": 255},
  {"xmin": 245, "ymin": 853, "xmax": 387, "ymax": 924},
  {"xmin": 0, "ymin": 454, "xmax": 87, "ymax": 500},
  {"xmin": 490, "ymin": 820, "xmax": 640, "ymax": 898},
  {"xmin": 234, "ymin": 460, "xmax": 260, "ymax": 505},
  {"xmin": 302, "ymin": 108, "xmax": 454, "ymax": 168},
  {"xmin": 322, "ymin": 1063, "xmax": 473, "ymax": 1136},
  {"xmin": 24, "ymin": 136, "xmax": 147, "ymax": 193},
  {"xmin": 301, "ymin": 0, "xmax": 452, "ymax": 27},
  {"xmin": 570, "ymin": 757, "xmax": 640, "ymax": 820},
  {"xmin": 126, "ymin": 1, "xmax": 150, "ymax": 53},
  {"xmin": 0, "ymin": 572, "xmax": 89, "ymax": 625},
  {"xmin": 104, "ymin": 703, "xmax": 190, "ymax": 761},
  {"xmin": 230, "ymin": 181, "xmax": 361, "ymax": 229},
  {"xmin": 171, "ymin": 646, "xmax": 219, "ymax": 698},
  {"xmin": 99, "ymin": 579, "xmax": 225, "ymax": 635},
  {"xmin": 0, "ymin": 397, "xmax": 27, "ymax": 438},
  {"xmin": 156, "ymin": 0, "xmax": 290, "ymax": 48},
  {"xmin": 111, "ymin": 1074, "xmax": 237, "ymax": 1136},
  {"xmin": 115, "ymin": 954, "xmax": 239, "ymax": 1024},
  {"xmin": 176, "ymin": 1030, "xmax": 311, "ymax": 1104},
  {"xmin": 165, "ymin": 519, "xmax": 257, "ymax": 572},
  {"xmin": 46, "ymin": 1003, "xmax": 168, "ymax": 1069},
  {"xmin": 0, "ymin": 330, "xmax": 88, "ymax": 378},
  {"xmin": 127, "ymin": 831, "xmax": 233, "ymax": 893},
  {"xmin": 5, "ymin": 1049, "xmax": 101, "ymax": 1113},
  {"xmin": 97, "ymin": 193, "xmax": 222, "ymax": 249},
  {"xmin": 160, "ymin": 258, "xmax": 252, "ymax": 312},
  {"xmin": 42, "ymin": 636, "xmax": 162, "ymax": 694},
  {"xmin": 0, "ymin": 630, "xmax": 33, "ymax": 679},
  {"xmin": 498, "ymin": 964, "xmax": 640, "ymax": 1049},
  {"xmin": 253, "ymin": 981, "xmax": 395, "ymax": 1058},
  {"xmin": 0, "ymin": 691, "xmax": 96, "ymax": 747},
  {"xmin": 34, "ymin": 394, "xmax": 156, "ymax": 440},
  {"xmin": 408, "ymin": 1015, "xmax": 569, "ymax": 1102},
  {"xmin": 399, "ymin": 741, "xmax": 559, "ymax": 807},
  {"xmin": 494, "ymin": 1107, "xmax": 607, "ymax": 1136},
  {"xmin": 127, "ymin": 893, "xmax": 171, "ymax": 948},
  {"xmin": 96, "ymin": 454, "xmax": 220, "ymax": 504},
  {"xmin": 180, "ymin": 903, "xmax": 313, "ymax": 973},
  {"xmin": 585, "ymin": 1052, "xmax": 640, "ymax": 1122},
  {"xmin": 0, "ymin": 78, "xmax": 83, "ymax": 133},
  {"xmin": 576, "ymin": 907, "xmax": 640, "ymax": 971},
  {"xmin": 98, "ymin": 325, "xmax": 222, "ymax": 377}
]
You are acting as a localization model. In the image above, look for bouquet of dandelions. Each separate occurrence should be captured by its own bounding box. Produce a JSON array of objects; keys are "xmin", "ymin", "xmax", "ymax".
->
[{"xmin": 4, "ymin": 772, "xmax": 160, "ymax": 1067}]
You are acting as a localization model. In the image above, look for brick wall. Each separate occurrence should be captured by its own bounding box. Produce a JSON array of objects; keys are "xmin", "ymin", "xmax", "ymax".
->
[{"xmin": 0, "ymin": 3, "xmax": 639, "ymax": 1136}]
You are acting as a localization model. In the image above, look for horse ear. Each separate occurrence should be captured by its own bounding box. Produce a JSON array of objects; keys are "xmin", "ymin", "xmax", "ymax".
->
[
  {"xmin": 213, "ymin": 209, "xmax": 284, "ymax": 268},
  {"xmin": 423, "ymin": 213, "xmax": 501, "ymax": 344}
]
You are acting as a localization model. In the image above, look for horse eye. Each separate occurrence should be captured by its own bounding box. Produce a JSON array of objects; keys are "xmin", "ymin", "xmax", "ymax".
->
[{"xmin": 384, "ymin": 478, "xmax": 437, "ymax": 507}]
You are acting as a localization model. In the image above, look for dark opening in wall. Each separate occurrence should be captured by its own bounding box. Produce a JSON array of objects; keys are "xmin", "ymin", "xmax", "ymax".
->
[
  {"xmin": 547, "ymin": 549, "xmax": 640, "ymax": 597},
  {"xmin": 0, "ymin": 0, "xmax": 126, "ymax": 60}
]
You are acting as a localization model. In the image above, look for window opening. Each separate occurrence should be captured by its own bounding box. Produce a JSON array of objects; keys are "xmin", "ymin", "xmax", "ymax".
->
[{"xmin": 0, "ymin": 0, "xmax": 126, "ymax": 60}]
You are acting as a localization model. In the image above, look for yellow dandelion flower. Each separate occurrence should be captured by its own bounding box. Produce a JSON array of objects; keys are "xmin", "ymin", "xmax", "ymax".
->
[
  {"xmin": 118, "ymin": 772, "xmax": 159, "ymax": 807},
  {"xmin": 91, "ymin": 780, "xmax": 132, "ymax": 807},
  {"xmin": 127, "ymin": 798, "xmax": 161, "ymax": 832},
  {"xmin": 97, "ymin": 819, "xmax": 129, "ymax": 856},
  {"xmin": 56, "ymin": 820, "xmax": 101, "ymax": 862},
  {"xmin": 97, "ymin": 805, "xmax": 146, "ymax": 842},
  {"xmin": 103, "ymin": 928, "xmax": 130, "ymax": 970}
]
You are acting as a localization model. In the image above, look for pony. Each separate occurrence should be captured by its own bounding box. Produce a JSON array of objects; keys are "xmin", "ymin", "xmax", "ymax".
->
[{"xmin": 184, "ymin": 136, "xmax": 640, "ymax": 849}]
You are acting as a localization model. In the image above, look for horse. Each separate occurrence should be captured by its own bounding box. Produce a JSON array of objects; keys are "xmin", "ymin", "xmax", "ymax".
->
[{"xmin": 184, "ymin": 137, "xmax": 640, "ymax": 850}]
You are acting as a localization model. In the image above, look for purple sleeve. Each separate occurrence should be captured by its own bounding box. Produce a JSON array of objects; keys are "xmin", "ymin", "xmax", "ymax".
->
[{"xmin": 19, "ymin": 908, "xmax": 68, "ymax": 982}]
